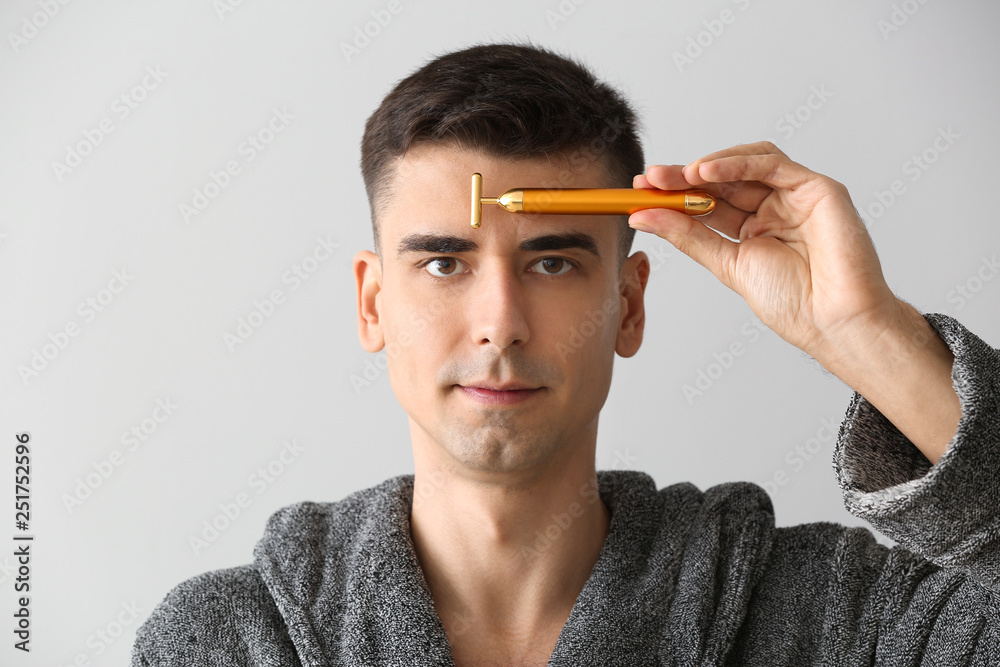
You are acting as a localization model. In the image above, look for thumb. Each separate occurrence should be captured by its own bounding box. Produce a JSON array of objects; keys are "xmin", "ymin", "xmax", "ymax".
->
[{"xmin": 628, "ymin": 208, "xmax": 739, "ymax": 291}]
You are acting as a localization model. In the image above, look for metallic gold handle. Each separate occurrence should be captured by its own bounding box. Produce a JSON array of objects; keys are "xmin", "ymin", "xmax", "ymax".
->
[
  {"xmin": 522, "ymin": 188, "xmax": 715, "ymax": 215},
  {"xmin": 471, "ymin": 173, "xmax": 715, "ymax": 228}
]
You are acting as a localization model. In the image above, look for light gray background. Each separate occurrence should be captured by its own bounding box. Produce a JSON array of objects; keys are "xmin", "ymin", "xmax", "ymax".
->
[{"xmin": 2, "ymin": 0, "xmax": 999, "ymax": 663}]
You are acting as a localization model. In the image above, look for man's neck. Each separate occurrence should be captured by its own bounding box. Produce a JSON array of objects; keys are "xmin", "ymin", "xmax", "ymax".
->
[{"xmin": 409, "ymin": 445, "xmax": 611, "ymax": 657}]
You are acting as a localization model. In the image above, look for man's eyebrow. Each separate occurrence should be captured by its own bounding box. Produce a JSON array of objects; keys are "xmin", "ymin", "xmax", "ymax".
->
[{"xmin": 395, "ymin": 231, "xmax": 601, "ymax": 259}]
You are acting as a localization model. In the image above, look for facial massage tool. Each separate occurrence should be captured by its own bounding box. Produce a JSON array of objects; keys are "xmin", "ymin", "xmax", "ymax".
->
[{"xmin": 470, "ymin": 173, "xmax": 716, "ymax": 228}]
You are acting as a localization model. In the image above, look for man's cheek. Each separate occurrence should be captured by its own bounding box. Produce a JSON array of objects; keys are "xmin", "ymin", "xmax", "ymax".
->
[
  {"xmin": 392, "ymin": 305, "xmax": 431, "ymax": 338},
  {"xmin": 559, "ymin": 298, "xmax": 620, "ymax": 352},
  {"xmin": 403, "ymin": 296, "xmax": 447, "ymax": 335},
  {"xmin": 392, "ymin": 316, "xmax": 427, "ymax": 358},
  {"xmin": 381, "ymin": 312, "xmax": 422, "ymax": 363}
]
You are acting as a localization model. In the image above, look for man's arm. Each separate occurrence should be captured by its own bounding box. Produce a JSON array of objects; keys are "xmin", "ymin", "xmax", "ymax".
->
[
  {"xmin": 131, "ymin": 565, "xmax": 302, "ymax": 667},
  {"xmin": 629, "ymin": 142, "xmax": 967, "ymax": 468},
  {"xmin": 833, "ymin": 310, "xmax": 1000, "ymax": 592},
  {"xmin": 812, "ymin": 297, "xmax": 962, "ymax": 466},
  {"xmin": 629, "ymin": 144, "xmax": 999, "ymax": 658},
  {"xmin": 731, "ymin": 309, "xmax": 999, "ymax": 664}
]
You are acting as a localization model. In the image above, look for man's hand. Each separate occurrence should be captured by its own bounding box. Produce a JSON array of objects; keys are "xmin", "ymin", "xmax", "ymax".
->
[
  {"xmin": 629, "ymin": 141, "xmax": 897, "ymax": 365},
  {"xmin": 629, "ymin": 141, "xmax": 961, "ymax": 464}
]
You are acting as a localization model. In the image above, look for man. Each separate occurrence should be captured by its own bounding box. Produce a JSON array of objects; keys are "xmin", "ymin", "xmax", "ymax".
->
[{"xmin": 132, "ymin": 42, "xmax": 999, "ymax": 666}]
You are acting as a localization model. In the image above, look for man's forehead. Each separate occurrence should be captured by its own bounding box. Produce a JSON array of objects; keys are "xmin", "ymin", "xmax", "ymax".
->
[
  {"xmin": 384, "ymin": 144, "xmax": 617, "ymax": 256},
  {"xmin": 393, "ymin": 143, "xmax": 610, "ymax": 191}
]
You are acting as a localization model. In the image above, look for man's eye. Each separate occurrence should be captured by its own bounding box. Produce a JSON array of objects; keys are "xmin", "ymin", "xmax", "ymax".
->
[
  {"xmin": 422, "ymin": 257, "xmax": 465, "ymax": 278},
  {"xmin": 419, "ymin": 257, "xmax": 576, "ymax": 278},
  {"xmin": 530, "ymin": 257, "xmax": 575, "ymax": 276}
]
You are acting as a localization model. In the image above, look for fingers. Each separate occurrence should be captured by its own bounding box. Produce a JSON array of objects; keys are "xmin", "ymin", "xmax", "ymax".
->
[
  {"xmin": 631, "ymin": 198, "xmax": 749, "ymax": 243},
  {"xmin": 693, "ymin": 199, "xmax": 752, "ymax": 240},
  {"xmin": 634, "ymin": 165, "xmax": 688, "ymax": 190},
  {"xmin": 637, "ymin": 165, "xmax": 772, "ymax": 220},
  {"xmin": 682, "ymin": 140, "xmax": 789, "ymax": 178},
  {"xmin": 627, "ymin": 207, "xmax": 739, "ymax": 293},
  {"xmin": 625, "ymin": 142, "xmax": 805, "ymax": 299},
  {"xmin": 636, "ymin": 142, "xmax": 818, "ymax": 236},
  {"xmin": 686, "ymin": 152, "xmax": 814, "ymax": 192}
]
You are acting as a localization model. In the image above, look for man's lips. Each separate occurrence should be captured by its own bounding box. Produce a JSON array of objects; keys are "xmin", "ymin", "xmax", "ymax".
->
[
  {"xmin": 456, "ymin": 385, "xmax": 543, "ymax": 405},
  {"xmin": 457, "ymin": 378, "xmax": 539, "ymax": 391}
]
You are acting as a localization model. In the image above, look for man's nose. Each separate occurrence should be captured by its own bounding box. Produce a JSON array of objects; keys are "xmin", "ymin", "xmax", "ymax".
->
[{"xmin": 469, "ymin": 264, "xmax": 530, "ymax": 349}]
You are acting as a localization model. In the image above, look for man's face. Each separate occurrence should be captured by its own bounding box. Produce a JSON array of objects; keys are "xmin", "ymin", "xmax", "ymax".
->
[{"xmin": 353, "ymin": 143, "xmax": 648, "ymax": 479}]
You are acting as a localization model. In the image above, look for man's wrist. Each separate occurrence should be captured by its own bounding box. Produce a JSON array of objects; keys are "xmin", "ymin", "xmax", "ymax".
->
[
  {"xmin": 812, "ymin": 300, "xmax": 960, "ymax": 465},
  {"xmin": 812, "ymin": 299, "xmax": 922, "ymax": 375}
]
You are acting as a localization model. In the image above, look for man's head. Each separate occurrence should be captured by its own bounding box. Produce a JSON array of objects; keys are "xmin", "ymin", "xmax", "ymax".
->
[
  {"xmin": 360, "ymin": 41, "xmax": 645, "ymax": 270},
  {"xmin": 353, "ymin": 42, "xmax": 650, "ymax": 482}
]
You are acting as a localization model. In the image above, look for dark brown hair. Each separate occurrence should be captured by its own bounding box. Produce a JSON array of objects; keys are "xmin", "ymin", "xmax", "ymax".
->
[{"xmin": 360, "ymin": 40, "xmax": 646, "ymax": 270}]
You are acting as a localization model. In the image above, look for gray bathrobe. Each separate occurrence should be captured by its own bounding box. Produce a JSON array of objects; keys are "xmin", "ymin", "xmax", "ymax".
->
[{"xmin": 131, "ymin": 312, "xmax": 1000, "ymax": 665}]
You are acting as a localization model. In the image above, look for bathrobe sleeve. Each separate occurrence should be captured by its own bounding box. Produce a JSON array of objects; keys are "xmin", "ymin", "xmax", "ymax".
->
[
  {"xmin": 730, "ymin": 313, "xmax": 999, "ymax": 666},
  {"xmin": 827, "ymin": 312, "xmax": 1000, "ymax": 664}
]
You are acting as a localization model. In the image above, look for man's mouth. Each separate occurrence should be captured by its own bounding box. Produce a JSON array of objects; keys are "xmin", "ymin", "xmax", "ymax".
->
[{"xmin": 455, "ymin": 384, "xmax": 543, "ymax": 405}]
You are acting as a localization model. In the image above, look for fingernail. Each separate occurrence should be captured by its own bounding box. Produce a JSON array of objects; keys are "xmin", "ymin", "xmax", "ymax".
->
[{"xmin": 628, "ymin": 218, "xmax": 650, "ymax": 232}]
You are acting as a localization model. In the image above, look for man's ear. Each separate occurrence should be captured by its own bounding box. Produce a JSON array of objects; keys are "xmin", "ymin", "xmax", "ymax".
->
[
  {"xmin": 353, "ymin": 250, "xmax": 385, "ymax": 353},
  {"xmin": 615, "ymin": 251, "xmax": 649, "ymax": 358}
]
